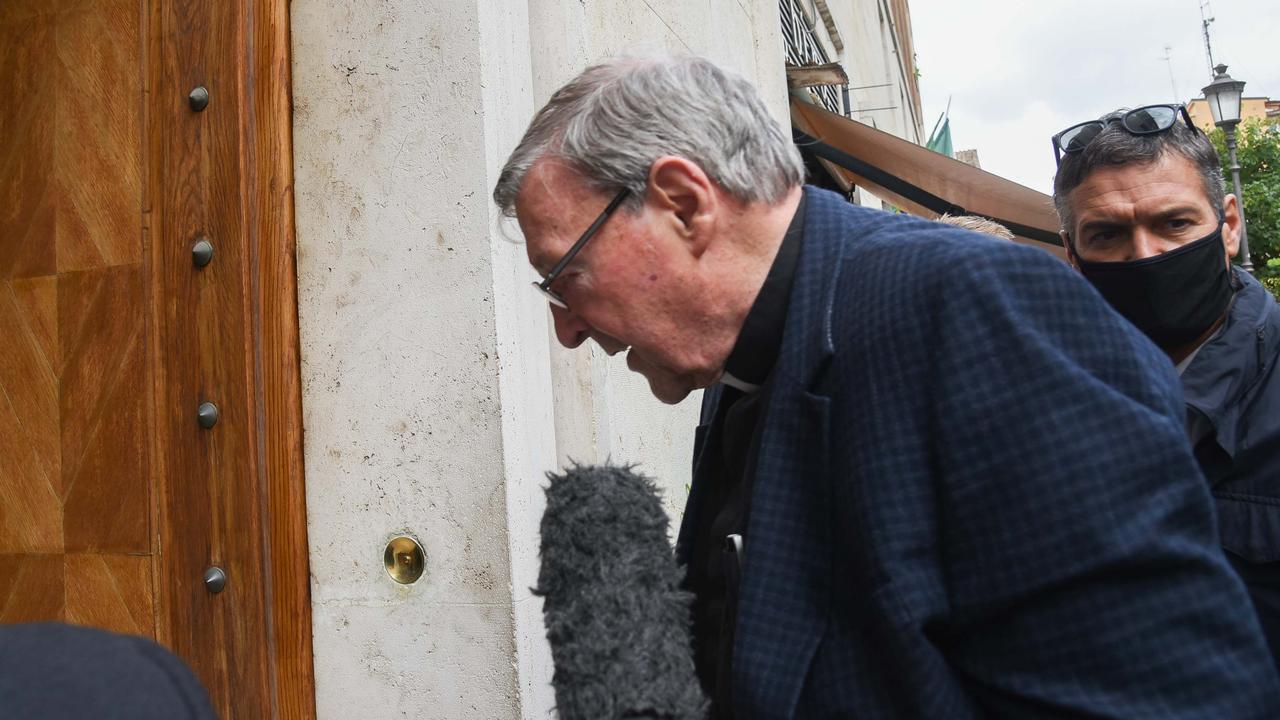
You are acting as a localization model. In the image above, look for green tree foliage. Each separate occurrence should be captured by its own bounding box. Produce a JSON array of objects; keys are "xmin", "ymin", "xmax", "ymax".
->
[{"xmin": 1207, "ymin": 120, "xmax": 1280, "ymax": 296}]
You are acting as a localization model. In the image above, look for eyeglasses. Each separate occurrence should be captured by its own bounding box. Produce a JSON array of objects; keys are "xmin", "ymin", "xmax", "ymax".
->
[
  {"xmin": 1052, "ymin": 104, "xmax": 1199, "ymax": 165},
  {"xmin": 532, "ymin": 188, "xmax": 630, "ymax": 310}
]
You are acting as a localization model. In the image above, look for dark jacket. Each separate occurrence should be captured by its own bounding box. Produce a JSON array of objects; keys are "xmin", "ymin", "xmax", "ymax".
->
[
  {"xmin": 677, "ymin": 187, "xmax": 1280, "ymax": 719},
  {"xmin": 1183, "ymin": 267, "xmax": 1280, "ymax": 658}
]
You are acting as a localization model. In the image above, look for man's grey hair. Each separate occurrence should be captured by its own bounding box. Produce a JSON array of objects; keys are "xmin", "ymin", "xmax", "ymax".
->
[
  {"xmin": 493, "ymin": 55, "xmax": 804, "ymax": 217},
  {"xmin": 1052, "ymin": 110, "xmax": 1225, "ymax": 233}
]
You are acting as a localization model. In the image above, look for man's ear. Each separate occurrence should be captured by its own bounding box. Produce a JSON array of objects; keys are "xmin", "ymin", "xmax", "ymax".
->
[
  {"xmin": 648, "ymin": 156, "xmax": 716, "ymax": 255},
  {"xmin": 1061, "ymin": 231, "xmax": 1081, "ymax": 270},
  {"xmin": 1222, "ymin": 193, "xmax": 1242, "ymax": 263}
]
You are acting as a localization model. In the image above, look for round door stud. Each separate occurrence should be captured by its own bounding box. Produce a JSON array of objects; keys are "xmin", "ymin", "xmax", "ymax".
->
[
  {"xmin": 188, "ymin": 85, "xmax": 209, "ymax": 112},
  {"xmin": 197, "ymin": 402, "xmax": 219, "ymax": 429},
  {"xmin": 384, "ymin": 535, "xmax": 425, "ymax": 585},
  {"xmin": 204, "ymin": 566, "xmax": 227, "ymax": 594},
  {"xmin": 192, "ymin": 238, "xmax": 214, "ymax": 268}
]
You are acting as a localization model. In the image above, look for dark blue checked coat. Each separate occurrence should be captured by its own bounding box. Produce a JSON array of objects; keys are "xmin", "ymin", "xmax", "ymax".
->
[{"xmin": 678, "ymin": 187, "xmax": 1280, "ymax": 719}]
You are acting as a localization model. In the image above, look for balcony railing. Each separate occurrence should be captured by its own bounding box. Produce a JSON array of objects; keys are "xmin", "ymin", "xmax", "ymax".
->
[{"xmin": 779, "ymin": 0, "xmax": 844, "ymax": 116}]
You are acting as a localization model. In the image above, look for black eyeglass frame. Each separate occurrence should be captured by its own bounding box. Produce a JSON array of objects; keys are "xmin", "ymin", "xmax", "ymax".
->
[
  {"xmin": 1051, "ymin": 104, "xmax": 1200, "ymax": 166},
  {"xmin": 532, "ymin": 188, "xmax": 630, "ymax": 310}
]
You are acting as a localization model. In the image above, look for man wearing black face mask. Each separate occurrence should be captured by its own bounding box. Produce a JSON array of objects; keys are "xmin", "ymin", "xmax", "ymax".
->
[{"xmin": 1053, "ymin": 105, "xmax": 1280, "ymax": 665}]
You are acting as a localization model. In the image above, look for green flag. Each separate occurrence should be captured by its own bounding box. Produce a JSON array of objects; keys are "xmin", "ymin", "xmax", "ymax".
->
[{"xmin": 927, "ymin": 116, "xmax": 953, "ymax": 158}]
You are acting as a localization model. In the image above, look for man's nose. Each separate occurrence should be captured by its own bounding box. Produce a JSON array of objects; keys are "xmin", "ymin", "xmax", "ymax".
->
[
  {"xmin": 550, "ymin": 305, "xmax": 589, "ymax": 348},
  {"xmin": 1131, "ymin": 228, "xmax": 1167, "ymax": 261}
]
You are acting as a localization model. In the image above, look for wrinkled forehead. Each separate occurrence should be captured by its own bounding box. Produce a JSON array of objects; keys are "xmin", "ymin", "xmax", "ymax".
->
[
  {"xmin": 514, "ymin": 160, "xmax": 603, "ymax": 268},
  {"xmin": 516, "ymin": 159, "xmax": 598, "ymax": 220},
  {"xmin": 1069, "ymin": 155, "xmax": 1214, "ymax": 221}
]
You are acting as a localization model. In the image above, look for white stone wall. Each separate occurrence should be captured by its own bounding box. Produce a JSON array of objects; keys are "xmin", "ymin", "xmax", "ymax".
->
[{"xmin": 291, "ymin": 1, "xmax": 788, "ymax": 717}]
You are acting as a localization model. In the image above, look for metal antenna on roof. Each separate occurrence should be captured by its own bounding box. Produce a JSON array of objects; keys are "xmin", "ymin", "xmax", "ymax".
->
[
  {"xmin": 1160, "ymin": 46, "xmax": 1179, "ymax": 102},
  {"xmin": 1200, "ymin": 1, "xmax": 1217, "ymax": 77}
]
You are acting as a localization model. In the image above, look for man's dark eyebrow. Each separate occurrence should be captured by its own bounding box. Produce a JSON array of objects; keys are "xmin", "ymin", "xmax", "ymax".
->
[
  {"xmin": 1151, "ymin": 205, "xmax": 1206, "ymax": 221},
  {"xmin": 1079, "ymin": 204, "xmax": 1207, "ymax": 234},
  {"xmin": 1078, "ymin": 218, "xmax": 1124, "ymax": 235}
]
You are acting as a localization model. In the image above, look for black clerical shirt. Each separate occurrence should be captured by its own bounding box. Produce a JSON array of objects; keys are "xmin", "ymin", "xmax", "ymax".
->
[{"xmin": 687, "ymin": 194, "xmax": 805, "ymax": 718}]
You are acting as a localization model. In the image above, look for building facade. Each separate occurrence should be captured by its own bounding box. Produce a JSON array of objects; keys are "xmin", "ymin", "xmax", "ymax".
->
[
  {"xmin": 0, "ymin": 1, "xmax": 923, "ymax": 717},
  {"xmin": 292, "ymin": 1, "xmax": 923, "ymax": 717}
]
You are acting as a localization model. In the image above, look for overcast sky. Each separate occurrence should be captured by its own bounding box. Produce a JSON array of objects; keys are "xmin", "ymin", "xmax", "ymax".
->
[{"xmin": 910, "ymin": 0, "xmax": 1280, "ymax": 195}]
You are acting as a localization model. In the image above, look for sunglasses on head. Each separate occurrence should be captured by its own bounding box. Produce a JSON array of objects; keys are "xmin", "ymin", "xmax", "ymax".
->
[{"xmin": 1052, "ymin": 104, "xmax": 1199, "ymax": 165}]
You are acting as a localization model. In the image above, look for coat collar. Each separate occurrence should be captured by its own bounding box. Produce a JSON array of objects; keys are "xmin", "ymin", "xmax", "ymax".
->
[
  {"xmin": 773, "ymin": 186, "xmax": 846, "ymax": 391},
  {"xmin": 1182, "ymin": 267, "xmax": 1280, "ymax": 458}
]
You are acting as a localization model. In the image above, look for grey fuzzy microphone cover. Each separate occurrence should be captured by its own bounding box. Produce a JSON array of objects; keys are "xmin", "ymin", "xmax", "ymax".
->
[{"xmin": 535, "ymin": 464, "xmax": 708, "ymax": 720}]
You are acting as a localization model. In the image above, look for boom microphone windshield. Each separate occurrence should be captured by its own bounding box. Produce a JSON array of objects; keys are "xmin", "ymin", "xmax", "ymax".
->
[{"xmin": 536, "ymin": 464, "xmax": 708, "ymax": 720}]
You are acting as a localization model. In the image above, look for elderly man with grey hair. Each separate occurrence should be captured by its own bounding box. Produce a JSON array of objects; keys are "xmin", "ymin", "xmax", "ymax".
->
[
  {"xmin": 496, "ymin": 55, "xmax": 1279, "ymax": 718},
  {"xmin": 1053, "ymin": 104, "xmax": 1280, "ymax": 667}
]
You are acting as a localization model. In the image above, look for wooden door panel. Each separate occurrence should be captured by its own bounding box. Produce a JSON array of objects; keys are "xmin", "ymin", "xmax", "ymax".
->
[
  {"xmin": 0, "ymin": 415, "xmax": 63, "ymax": 554},
  {"xmin": 0, "ymin": 280, "xmax": 63, "ymax": 555},
  {"xmin": 248, "ymin": 3, "xmax": 319, "ymax": 714},
  {"xmin": 0, "ymin": 7, "xmax": 56, "ymax": 280},
  {"xmin": 0, "ymin": 0, "xmax": 49, "ymax": 23},
  {"xmin": 64, "ymin": 553, "xmax": 154, "ymax": 636},
  {"xmin": 53, "ymin": 0, "xmax": 143, "ymax": 273},
  {"xmin": 1, "ymin": 0, "xmax": 315, "ymax": 715},
  {"xmin": 1, "ymin": 0, "xmax": 153, "ymax": 627},
  {"xmin": 9, "ymin": 278, "xmax": 60, "ymax": 377},
  {"xmin": 0, "ymin": 280, "xmax": 62, "ymax": 532},
  {"xmin": 58, "ymin": 266, "xmax": 150, "ymax": 553},
  {"xmin": 147, "ymin": 2, "xmax": 274, "ymax": 713},
  {"xmin": 0, "ymin": 555, "xmax": 65, "ymax": 623}
]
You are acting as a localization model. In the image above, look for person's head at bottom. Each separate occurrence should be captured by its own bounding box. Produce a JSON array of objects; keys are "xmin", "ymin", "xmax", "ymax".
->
[
  {"xmin": 936, "ymin": 213, "xmax": 1015, "ymax": 241},
  {"xmin": 0, "ymin": 622, "xmax": 216, "ymax": 719}
]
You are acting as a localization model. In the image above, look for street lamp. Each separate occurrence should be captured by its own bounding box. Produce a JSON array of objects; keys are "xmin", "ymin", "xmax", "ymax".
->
[{"xmin": 1202, "ymin": 64, "xmax": 1252, "ymax": 272}]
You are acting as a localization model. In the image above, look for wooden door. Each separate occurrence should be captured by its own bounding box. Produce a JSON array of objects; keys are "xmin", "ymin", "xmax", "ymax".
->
[
  {"xmin": 1, "ymin": 0, "xmax": 155, "ymax": 638},
  {"xmin": 0, "ymin": 0, "xmax": 314, "ymax": 717}
]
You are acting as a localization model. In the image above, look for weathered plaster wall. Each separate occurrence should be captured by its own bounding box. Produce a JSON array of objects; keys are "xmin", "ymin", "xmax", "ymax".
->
[
  {"xmin": 292, "ymin": 1, "xmax": 530, "ymax": 716},
  {"xmin": 292, "ymin": 0, "xmax": 788, "ymax": 716}
]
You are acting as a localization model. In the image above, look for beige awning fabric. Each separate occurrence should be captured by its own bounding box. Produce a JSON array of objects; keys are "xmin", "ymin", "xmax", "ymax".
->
[{"xmin": 790, "ymin": 96, "xmax": 1065, "ymax": 258}]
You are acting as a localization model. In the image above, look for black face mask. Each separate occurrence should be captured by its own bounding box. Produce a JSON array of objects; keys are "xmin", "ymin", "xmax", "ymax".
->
[{"xmin": 1075, "ymin": 221, "xmax": 1234, "ymax": 349}]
